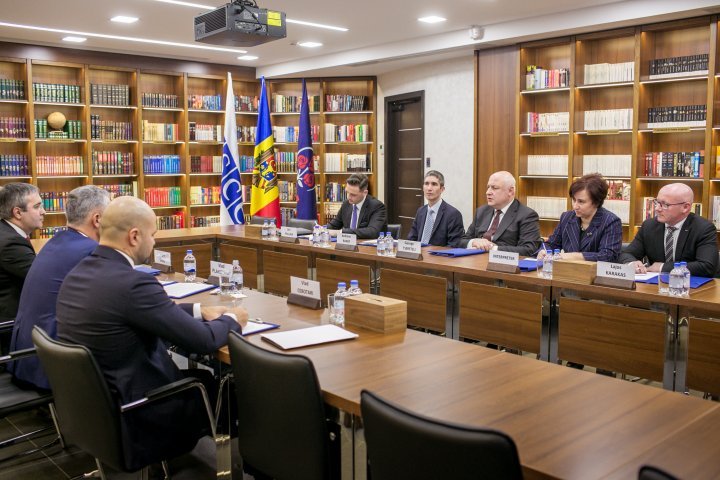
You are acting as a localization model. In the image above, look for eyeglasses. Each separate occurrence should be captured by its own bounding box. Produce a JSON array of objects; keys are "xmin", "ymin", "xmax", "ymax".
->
[{"xmin": 652, "ymin": 199, "xmax": 688, "ymax": 210}]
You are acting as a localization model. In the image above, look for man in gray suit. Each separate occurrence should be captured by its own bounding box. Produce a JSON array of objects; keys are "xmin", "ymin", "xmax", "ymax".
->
[{"xmin": 461, "ymin": 171, "xmax": 541, "ymax": 257}]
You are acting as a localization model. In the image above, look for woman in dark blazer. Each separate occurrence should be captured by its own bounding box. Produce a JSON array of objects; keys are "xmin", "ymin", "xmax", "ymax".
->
[{"xmin": 539, "ymin": 173, "xmax": 622, "ymax": 262}]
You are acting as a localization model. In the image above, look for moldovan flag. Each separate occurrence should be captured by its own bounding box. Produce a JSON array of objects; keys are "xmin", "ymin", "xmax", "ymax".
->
[
  {"xmin": 295, "ymin": 79, "xmax": 317, "ymax": 220},
  {"xmin": 220, "ymin": 72, "xmax": 244, "ymax": 225},
  {"xmin": 250, "ymin": 76, "xmax": 281, "ymax": 225}
]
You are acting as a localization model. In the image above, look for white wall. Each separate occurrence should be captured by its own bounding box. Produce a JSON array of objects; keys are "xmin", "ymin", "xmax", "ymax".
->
[{"xmin": 377, "ymin": 55, "xmax": 476, "ymax": 226}]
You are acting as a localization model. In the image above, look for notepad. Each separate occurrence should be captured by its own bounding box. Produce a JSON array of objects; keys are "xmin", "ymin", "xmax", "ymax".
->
[
  {"xmin": 261, "ymin": 324, "xmax": 358, "ymax": 350},
  {"xmin": 429, "ymin": 248, "xmax": 486, "ymax": 257},
  {"xmin": 163, "ymin": 282, "xmax": 215, "ymax": 299},
  {"xmin": 242, "ymin": 320, "xmax": 279, "ymax": 336}
]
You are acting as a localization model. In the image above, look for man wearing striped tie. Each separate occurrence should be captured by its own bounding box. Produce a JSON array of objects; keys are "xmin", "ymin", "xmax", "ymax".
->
[
  {"xmin": 620, "ymin": 183, "xmax": 718, "ymax": 277},
  {"xmin": 407, "ymin": 170, "xmax": 464, "ymax": 247}
]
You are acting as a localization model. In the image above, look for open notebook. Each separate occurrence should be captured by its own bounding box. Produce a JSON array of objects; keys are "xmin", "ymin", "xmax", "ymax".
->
[{"xmin": 261, "ymin": 324, "xmax": 358, "ymax": 350}]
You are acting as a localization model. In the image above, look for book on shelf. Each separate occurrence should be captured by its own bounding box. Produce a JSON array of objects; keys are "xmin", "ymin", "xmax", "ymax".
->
[
  {"xmin": 278, "ymin": 180, "xmax": 297, "ymax": 202},
  {"xmin": 237, "ymin": 125, "xmax": 256, "ymax": 143},
  {"xmin": 91, "ymin": 115, "xmax": 133, "ymax": 141},
  {"xmin": 0, "ymin": 117, "xmax": 27, "ymax": 138},
  {"xmin": 525, "ymin": 196, "xmax": 566, "ymax": 219},
  {"xmin": 324, "ymin": 123, "xmax": 369, "ymax": 142},
  {"xmin": 143, "ymin": 155, "xmax": 181, "ymax": 174},
  {"xmin": 582, "ymin": 155, "xmax": 632, "ymax": 177},
  {"xmin": 604, "ymin": 199, "xmax": 629, "ymax": 224},
  {"xmin": 96, "ymin": 183, "xmax": 136, "ymax": 199},
  {"xmin": 323, "ymin": 202, "xmax": 341, "ymax": 223},
  {"xmin": 604, "ymin": 180, "xmax": 630, "ymax": 224},
  {"xmin": 712, "ymin": 196, "xmax": 720, "ymax": 229},
  {"xmin": 144, "ymin": 187, "xmax": 182, "ymax": 207},
  {"xmin": 142, "ymin": 92, "xmax": 178, "ymax": 109},
  {"xmin": 33, "ymin": 83, "xmax": 81, "ymax": 103},
  {"xmin": 189, "ymin": 123, "xmax": 222, "ymax": 142},
  {"xmin": 649, "ymin": 54, "xmax": 709, "ymax": 79},
  {"xmin": 324, "ymin": 153, "xmax": 371, "ymax": 172},
  {"xmin": 142, "ymin": 121, "xmax": 179, "ymax": 142},
  {"xmin": 190, "ymin": 155, "xmax": 223, "ymax": 174},
  {"xmin": 188, "ymin": 94, "xmax": 222, "ymax": 111},
  {"xmin": 642, "ymin": 151, "xmax": 703, "ymax": 178},
  {"xmin": 156, "ymin": 212, "xmax": 185, "ymax": 230},
  {"xmin": 271, "ymin": 93, "xmax": 320, "ymax": 113},
  {"xmin": 90, "ymin": 84, "xmax": 129, "ymax": 106},
  {"xmin": 646, "ymin": 105, "xmax": 706, "ymax": 128},
  {"xmin": 583, "ymin": 109, "xmax": 632, "ymax": 130},
  {"xmin": 325, "ymin": 95, "xmax": 368, "ymax": 112},
  {"xmin": 526, "ymin": 112, "xmax": 569, "ymax": 133},
  {"xmin": 37, "ymin": 226, "xmax": 68, "ymax": 239},
  {"xmin": 583, "ymin": 62, "xmax": 634, "ymax": 85},
  {"xmin": 190, "ymin": 215, "xmax": 221, "ymax": 228},
  {"xmin": 0, "ymin": 79, "xmax": 25, "ymax": 100},
  {"xmin": 525, "ymin": 66, "xmax": 569, "ymax": 90},
  {"xmin": 190, "ymin": 185, "xmax": 221, "ymax": 205},
  {"xmin": 36, "ymin": 155, "xmax": 84, "ymax": 176},
  {"xmin": 40, "ymin": 191, "xmax": 69, "ymax": 212},
  {"xmin": 234, "ymin": 94, "xmax": 258, "ymax": 112},
  {"xmin": 0, "ymin": 154, "xmax": 29, "ymax": 177},
  {"xmin": 92, "ymin": 151, "xmax": 134, "ymax": 175},
  {"xmin": 526, "ymin": 155, "xmax": 567, "ymax": 176}
]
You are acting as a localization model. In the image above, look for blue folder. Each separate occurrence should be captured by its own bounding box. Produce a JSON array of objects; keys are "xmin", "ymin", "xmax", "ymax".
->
[
  {"xmin": 519, "ymin": 259, "xmax": 541, "ymax": 272},
  {"xmin": 135, "ymin": 265, "xmax": 161, "ymax": 275},
  {"xmin": 429, "ymin": 248, "xmax": 486, "ymax": 258},
  {"xmin": 640, "ymin": 276, "xmax": 713, "ymax": 289}
]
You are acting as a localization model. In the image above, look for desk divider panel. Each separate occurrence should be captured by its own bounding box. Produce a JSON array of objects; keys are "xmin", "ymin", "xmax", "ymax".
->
[
  {"xmin": 458, "ymin": 282, "xmax": 543, "ymax": 353},
  {"xmin": 685, "ymin": 317, "xmax": 720, "ymax": 394},
  {"xmin": 154, "ymin": 242, "xmax": 213, "ymax": 278},
  {"xmin": 218, "ymin": 244, "xmax": 259, "ymax": 289},
  {"xmin": 378, "ymin": 268, "xmax": 446, "ymax": 332},
  {"xmin": 558, "ymin": 298, "xmax": 666, "ymax": 382},
  {"xmin": 316, "ymin": 259, "xmax": 372, "ymax": 307},
  {"xmin": 262, "ymin": 250, "xmax": 309, "ymax": 297}
]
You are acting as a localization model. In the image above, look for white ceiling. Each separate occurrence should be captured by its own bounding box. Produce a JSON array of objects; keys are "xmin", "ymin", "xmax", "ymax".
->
[{"xmin": 0, "ymin": 0, "xmax": 719, "ymax": 78}]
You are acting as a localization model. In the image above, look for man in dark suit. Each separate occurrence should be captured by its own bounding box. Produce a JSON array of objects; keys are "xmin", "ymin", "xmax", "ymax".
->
[
  {"xmin": 461, "ymin": 171, "xmax": 541, "ymax": 257},
  {"xmin": 56, "ymin": 196, "xmax": 247, "ymax": 469},
  {"xmin": 0, "ymin": 183, "xmax": 44, "ymax": 326},
  {"xmin": 620, "ymin": 183, "xmax": 718, "ymax": 277},
  {"xmin": 407, "ymin": 170, "xmax": 464, "ymax": 247},
  {"xmin": 10, "ymin": 186, "xmax": 110, "ymax": 390},
  {"xmin": 328, "ymin": 172, "xmax": 387, "ymax": 239}
]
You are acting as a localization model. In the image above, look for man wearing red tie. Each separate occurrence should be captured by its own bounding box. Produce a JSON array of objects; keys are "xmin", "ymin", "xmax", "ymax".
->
[{"xmin": 0, "ymin": 183, "xmax": 45, "ymax": 327}]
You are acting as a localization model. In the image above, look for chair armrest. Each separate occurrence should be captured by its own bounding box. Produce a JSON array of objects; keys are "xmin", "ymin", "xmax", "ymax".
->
[
  {"xmin": 0, "ymin": 347, "xmax": 37, "ymax": 365},
  {"xmin": 0, "ymin": 320, "xmax": 14, "ymax": 334}
]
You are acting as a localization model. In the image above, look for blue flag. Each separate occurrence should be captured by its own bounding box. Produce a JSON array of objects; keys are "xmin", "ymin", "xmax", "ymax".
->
[
  {"xmin": 220, "ymin": 72, "xmax": 244, "ymax": 225},
  {"xmin": 296, "ymin": 79, "xmax": 317, "ymax": 220}
]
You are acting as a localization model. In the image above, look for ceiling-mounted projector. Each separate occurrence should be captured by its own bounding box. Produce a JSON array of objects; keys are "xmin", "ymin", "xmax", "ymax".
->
[{"xmin": 194, "ymin": 1, "xmax": 286, "ymax": 47}]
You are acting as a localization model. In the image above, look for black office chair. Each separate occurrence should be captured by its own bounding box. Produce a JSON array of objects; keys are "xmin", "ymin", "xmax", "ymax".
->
[
  {"xmin": 32, "ymin": 327, "xmax": 216, "ymax": 479},
  {"xmin": 387, "ymin": 224, "xmax": 401, "ymax": 239},
  {"xmin": 0, "ymin": 347, "xmax": 61, "ymax": 462},
  {"xmin": 638, "ymin": 465, "xmax": 679, "ymax": 480},
  {"xmin": 360, "ymin": 390, "xmax": 524, "ymax": 480},
  {"xmin": 287, "ymin": 218, "xmax": 316, "ymax": 235},
  {"xmin": 227, "ymin": 331, "xmax": 336, "ymax": 480},
  {"xmin": 250, "ymin": 215, "xmax": 274, "ymax": 225}
]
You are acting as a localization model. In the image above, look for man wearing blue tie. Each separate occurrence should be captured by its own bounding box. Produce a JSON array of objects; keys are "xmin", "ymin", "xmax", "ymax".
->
[
  {"xmin": 407, "ymin": 170, "xmax": 464, "ymax": 247},
  {"xmin": 328, "ymin": 172, "xmax": 387, "ymax": 239}
]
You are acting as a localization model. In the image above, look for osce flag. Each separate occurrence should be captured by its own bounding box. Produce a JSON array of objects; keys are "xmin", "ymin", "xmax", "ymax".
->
[
  {"xmin": 220, "ymin": 72, "xmax": 244, "ymax": 225},
  {"xmin": 296, "ymin": 79, "xmax": 317, "ymax": 220},
  {"xmin": 250, "ymin": 76, "xmax": 281, "ymax": 225}
]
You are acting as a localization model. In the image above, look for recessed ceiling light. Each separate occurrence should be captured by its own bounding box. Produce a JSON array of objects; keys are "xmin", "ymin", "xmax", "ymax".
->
[
  {"xmin": 238, "ymin": 55, "xmax": 258, "ymax": 61},
  {"xmin": 152, "ymin": 0, "xmax": 214, "ymax": 9},
  {"xmin": 297, "ymin": 41, "xmax": 322, "ymax": 48},
  {"xmin": 418, "ymin": 16, "xmax": 446, "ymax": 23},
  {"xmin": 111, "ymin": 16, "xmax": 139, "ymax": 24},
  {"xmin": 62, "ymin": 36, "xmax": 87, "ymax": 43}
]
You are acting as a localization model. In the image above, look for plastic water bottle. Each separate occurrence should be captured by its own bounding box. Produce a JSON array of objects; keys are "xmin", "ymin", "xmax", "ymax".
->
[
  {"xmin": 669, "ymin": 262, "xmax": 684, "ymax": 297},
  {"xmin": 183, "ymin": 249, "xmax": 196, "ymax": 282},
  {"xmin": 385, "ymin": 231, "xmax": 396, "ymax": 257},
  {"xmin": 348, "ymin": 279, "xmax": 362, "ymax": 296},
  {"xmin": 321, "ymin": 225, "xmax": 330, "ymax": 247},
  {"xmin": 332, "ymin": 282, "xmax": 348, "ymax": 326},
  {"xmin": 542, "ymin": 249, "xmax": 553, "ymax": 279},
  {"xmin": 312, "ymin": 224, "xmax": 321, "ymax": 247},
  {"xmin": 679, "ymin": 261, "xmax": 690, "ymax": 297},
  {"xmin": 553, "ymin": 249, "xmax": 561, "ymax": 262},
  {"xmin": 269, "ymin": 219, "xmax": 277, "ymax": 240},
  {"xmin": 231, "ymin": 260, "xmax": 244, "ymax": 292},
  {"xmin": 376, "ymin": 232, "xmax": 385, "ymax": 256},
  {"xmin": 261, "ymin": 220, "xmax": 269, "ymax": 240}
]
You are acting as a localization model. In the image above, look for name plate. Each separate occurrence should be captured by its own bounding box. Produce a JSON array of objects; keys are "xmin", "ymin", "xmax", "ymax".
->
[
  {"xmin": 287, "ymin": 276, "xmax": 322, "ymax": 309},
  {"xmin": 396, "ymin": 240, "xmax": 423, "ymax": 260},
  {"xmin": 151, "ymin": 249, "xmax": 173, "ymax": 273},
  {"xmin": 487, "ymin": 250, "xmax": 519, "ymax": 274},
  {"xmin": 335, "ymin": 233, "xmax": 359, "ymax": 252},
  {"xmin": 279, "ymin": 226, "xmax": 299, "ymax": 243},
  {"xmin": 208, "ymin": 261, "xmax": 233, "ymax": 286},
  {"xmin": 594, "ymin": 261, "xmax": 636, "ymax": 290}
]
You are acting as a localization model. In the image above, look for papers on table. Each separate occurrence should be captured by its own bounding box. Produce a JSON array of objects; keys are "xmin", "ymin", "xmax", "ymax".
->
[
  {"xmin": 634, "ymin": 273, "xmax": 658, "ymax": 282},
  {"xmin": 163, "ymin": 282, "xmax": 215, "ymax": 299},
  {"xmin": 241, "ymin": 320, "xmax": 279, "ymax": 336},
  {"xmin": 158, "ymin": 279, "xmax": 177, "ymax": 286},
  {"xmin": 135, "ymin": 265, "xmax": 161, "ymax": 275},
  {"xmin": 261, "ymin": 324, "xmax": 358, "ymax": 350}
]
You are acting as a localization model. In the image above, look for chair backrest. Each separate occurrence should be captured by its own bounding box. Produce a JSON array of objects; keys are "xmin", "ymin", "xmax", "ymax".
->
[
  {"xmin": 287, "ymin": 217, "xmax": 316, "ymax": 235},
  {"xmin": 31, "ymin": 327, "xmax": 125, "ymax": 470},
  {"xmin": 638, "ymin": 465, "xmax": 679, "ymax": 480},
  {"xmin": 227, "ymin": 332, "xmax": 330, "ymax": 480},
  {"xmin": 250, "ymin": 215, "xmax": 273, "ymax": 225},
  {"xmin": 387, "ymin": 223, "xmax": 401, "ymax": 239},
  {"xmin": 360, "ymin": 390, "xmax": 524, "ymax": 480}
]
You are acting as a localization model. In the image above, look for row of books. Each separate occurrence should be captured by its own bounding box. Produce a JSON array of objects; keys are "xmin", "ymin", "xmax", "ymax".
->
[
  {"xmin": 647, "ymin": 104, "xmax": 706, "ymax": 127},
  {"xmin": 324, "ymin": 123, "xmax": 370, "ymax": 143},
  {"xmin": 582, "ymin": 155, "xmax": 632, "ymax": 178},
  {"xmin": 0, "ymin": 155, "xmax": 28, "ymax": 176},
  {"xmin": 142, "ymin": 92, "xmax": 179, "ymax": 109},
  {"xmin": 525, "ymin": 66, "xmax": 570, "ymax": 90},
  {"xmin": 190, "ymin": 155, "xmax": 223, "ymax": 174},
  {"xmin": 606, "ymin": 180, "xmax": 631, "ymax": 201},
  {"xmin": 643, "ymin": 197, "xmax": 702, "ymax": 220},
  {"xmin": 157, "ymin": 212, "xmax": 185, "ymax": 230},
  {"xmin": 325, "ymin": 95, "xmax": 368, "ymax": 112},
  {"xmin": 33, "ymin": 83, "xmax": 81, "ymax": 103},
  {"xmin": 91, "ymin": 115, "xmax": 133, "ymax": 140},
  {"xmin": 36, "ymin": 155, "xmax": 84, "ymax": 176},
  {"xmin": 35, "ymin": 119, "xmax": 82, "ymax": 139},
  {"xmin": 583, "ymin": 108, "xmax": 632, "ymax": 131},
  {"xmin": 325, "ymin": 182, "xmax": 348, "ymax": 202},
  {"xmin": 275, "ymin": 151, "xmax": 299, "ymax": 173},
  {"xmin": 277, "ymin": 180, "xmax": 296, "ymax": 202},
  {"xmin": 37, "ymin": 226, "xmax": 67, "ymax": 239},
  {"xmin": 711, "ymin": 196, "xmax": 720, "ymax": 229},
  {"xmin": 526, "ymin": 112, "xmax": 569, "ymax": 133},
  {"xmin": 526, "ymin": 155, "xmax": 568, "ymax": 176},
  {"xmin": 237, "ymin": 125, "xmax": 257, "ymax": 143},
  {"xmin": 325, "ymin": 153, "xmax": 372, "ymax": 172},
  {"xmin": 96, "ymin": 183, "xmax": 135, "ymax": 198},
  {"xmin": 144, "ymin": 187, "xmax": 182, "ymax": 207},
  {"xmin": 40, "ymin": 191, "xmax": 70, "ymax": 212},
  {"xmin": 583, "ymin": 62, "xmax": 634, "ymax": 85},
  {"xmin": 188, "ymin": 94, "xmax": 222, "ymax": 111},
  {"xmin": 272, "ymin": 125, "xmax": 320, "ymax": 143},
  {"xmin": 279, "ymin": 207, "xmax": 296, "ymax": 226},
  {"xmin": 649, "ymin": 54, "xmax": 709, "ymax": 78},
  {"xmin": 142, "ymin": 121, "xmax": 179, "ymax": 142},
  {"xmin": 189, "ymin": 123, "xmax": 221, "ymax": 142},
  {"xmin": 323, "ymin": 202, "xmax": 341, "ymax": 223},
  {"xmin": 235, "ymin": 94, "xmax": 258, "ymax": 112},
  {"xmin": 271, "ymin": 94, "xmax": 321, "ymax": 113},
  {"xmin": 144, "ymin": 155, "xmax": 181, "ymax": 174},
  {"xmin": 92, "ymin": 151, "xmax": 134, "ymax": 175},
  {"xmin": 525, "ymin": 196, "xmax": 566, "ymax": 219},
  {"xmin": 604, "ymin": 199, "xmax": 630, "ymax": 224},
  {"xmin": 0, "ymin": 117, "xmax": 27, "ymax": 138},
  {"xmin": 90, "ymin": 83, "xmax": 130, "ymax": 106},
  {"xmin": 190, "ymin": 215, "xmax": 221, "ymax": 228},
  {"xmin": 0, "ymin": 79, "xmax": 24, "ymax": 100},
  {"xmin": 642, "ymin": 151, "xmax": 704, "ymax": 178},
  {"xmin": 189, "ymin": 185, "xmax": 221, "ymax": 205}
]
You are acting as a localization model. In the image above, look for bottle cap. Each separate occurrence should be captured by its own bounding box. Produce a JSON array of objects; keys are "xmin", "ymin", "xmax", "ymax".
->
[
  {"xmin": 674, "ymin": 262, "xmax": 681, "ymax": 267},
  {"xmin": 232, "ymin": 260, "xmax": 239, "ymax": 266},
  {"xmin": 186, "ymin": 249, "xmax": 192, "ymax": 254},
  {"xmin": 338, "ymin": 282, "xmax": 346, "ymax": 288},
  {"xmin": 350, "ymin": 280, "xmax": 359, "ymax": 286}
]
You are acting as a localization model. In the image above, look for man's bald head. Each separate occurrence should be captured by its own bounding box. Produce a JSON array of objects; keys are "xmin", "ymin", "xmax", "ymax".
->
[
  {"xmin": 486, "ymin": 171, "xmax": 516, "ymax": 209},
  {"xmin": 490, "ymin": 171, "xmax": 516, "ymax": 189},
  {"xmin": 100, "ymin": 197, "xmax": 157, "ymax": 263},
  {"xmin": 655, "ymin": 183, "xmax": 694, "ymax": 226}
]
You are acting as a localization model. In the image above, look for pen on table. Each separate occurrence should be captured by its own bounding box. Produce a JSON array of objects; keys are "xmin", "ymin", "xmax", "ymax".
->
[{"xmin": 252, "ymin": 317, "xmax": 265, "ymax": 324}]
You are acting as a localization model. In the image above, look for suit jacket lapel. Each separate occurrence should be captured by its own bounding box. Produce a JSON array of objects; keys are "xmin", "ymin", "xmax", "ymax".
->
[
  {"xmin": 431, "ymin": 203, "xmax": 445, "ymax": 236},
  {"xmin": 579, "ymin": 209, "xmax": 603, "ymax": 251},
  {"xmin": 493, "ymin": 200, "xmax": 517, "ymax": 240}
]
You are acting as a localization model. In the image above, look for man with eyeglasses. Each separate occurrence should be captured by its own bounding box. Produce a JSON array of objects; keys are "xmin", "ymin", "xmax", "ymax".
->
[{"xmin": 619, "ymin": 183, "xmax": 718, "ymax": 277}]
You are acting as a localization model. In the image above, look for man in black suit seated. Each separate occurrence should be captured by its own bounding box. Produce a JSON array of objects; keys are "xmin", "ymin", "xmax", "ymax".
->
[
  {"xmin": 328, "ymin": 172, "xmax": 387, "ymax": 239},
  {"xmin": 0, "ymin": 183, "xmax": 45, "ymax": 327},
  {"xmin": 461, "ymin": 171, "xmax": 541, "ymax": 257},
  {"xmin": 620, "ymin": 183, "xmax": 718, "ymax": 277},
  {"xmin": 407, "ymin": 170, "xmax": 465, "ymax": 247},
  {"xmin": 56, "ymin": 196, "xmax": 248, "ymax": 469}
]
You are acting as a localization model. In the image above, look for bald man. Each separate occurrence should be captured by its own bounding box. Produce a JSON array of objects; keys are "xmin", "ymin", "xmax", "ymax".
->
[
  {"xmin": 620, "ymin": 183, "xmax": 718, "ymax": 277},
  {"xmin": 461, "ymin": 171, "xmax": 541, "ymax": 257},
  {"xmin": 56, "ymin": 196, "xmax": 247, "ymax": 469}
]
